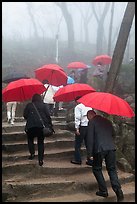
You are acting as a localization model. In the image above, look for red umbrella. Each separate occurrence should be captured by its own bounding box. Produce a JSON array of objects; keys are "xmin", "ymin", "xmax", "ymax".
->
[
  {"xmin": 67, "ymin": 61, "xmax": 87, "ymax": 69},
  {"xmin": 78, "ymin": 92, "xmax": 135, "ymax": 118},
  {"xmin": 53, "ymin": 83, "xmax": 96, "ymax": 102},
  {"xmin": 2, "ymin": 78, "xmax": 47, "ymax": 102},
  {"xmin": 35, "ymin": 64, "xmax": 67, "ymax": 86},
  {"xmin": 92, "ymin": 55, "xmax": 112, "ymax": 66}
]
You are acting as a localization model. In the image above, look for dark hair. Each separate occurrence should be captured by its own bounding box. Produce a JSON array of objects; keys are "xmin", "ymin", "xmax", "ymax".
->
[
  {"xmin": 87, "ymin": 110, "xmax": 96, "ymax": 115},
  {"xmin": 42, "ymin": 79, "xmax": 49, "ymax": 84},
  {"xmin": 75, "ymin": 96, "xmax": 81, "ymax": 101},
  {"xmin": 97, "ymin": 62, "xmax": 102, "ymax": 66},
  {"xmin": 32, "ymin": 94, "xmax": 42, "ymax": 102},
  {"xmin": 70, "ymin": 70, "xmax": 75, "ymax": 74}
]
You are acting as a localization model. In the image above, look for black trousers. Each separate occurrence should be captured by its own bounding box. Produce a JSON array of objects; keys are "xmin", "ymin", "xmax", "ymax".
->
[
  {"xmin": 92, "ymin": 150, "xmax": 121, "ymax": 193},
  {"xmin": 46, "ymin": 103, "xmax": 54, "ymax": 116},
  {"xmin": 74, "ymin": 126, "xmax": 88, "ymax": 162},
  {"xmin": 27, "ymin": 127, "xmax": 45, "ymax": 162},
  {"xmin": 54, "ymin": 102, "xmax": 59, "ymax": 116}
]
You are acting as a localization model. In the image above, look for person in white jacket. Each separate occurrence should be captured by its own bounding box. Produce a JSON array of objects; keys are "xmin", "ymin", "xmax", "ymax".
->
[
  {"xmin": 43, "ymin": 85, "xmax": 56, "ymax": 115},
  {"xmin": 43, "ymin": 84, "xmax": 63, "ymax": 116},
  {"xmin": 71, "ymin": 96, "xmax": 93, "ymax": 165},
  {"xmin": 6, "ymin": 101, "xmax": 17, "ymax": 125}
]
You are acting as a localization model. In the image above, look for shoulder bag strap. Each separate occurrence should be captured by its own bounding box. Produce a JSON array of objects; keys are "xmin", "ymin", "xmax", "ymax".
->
[{"xmin": 32, "ymin": 103, "xmax": 45, "ymax": 128}]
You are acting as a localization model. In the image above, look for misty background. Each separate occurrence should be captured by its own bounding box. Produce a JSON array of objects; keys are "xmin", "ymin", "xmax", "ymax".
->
[{"xmin": 2, "ymin": 2, "xmax": 135, "ymax": 79}]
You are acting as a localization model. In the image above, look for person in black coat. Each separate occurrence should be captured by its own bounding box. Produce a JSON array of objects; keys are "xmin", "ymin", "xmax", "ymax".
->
[
  {"xmin": 87, "ymin": 110, "xmax": 124, "ymax": 202},
  {"xmin": 23, "ymin": 94, "xmax": 53, "ymax": 166}
]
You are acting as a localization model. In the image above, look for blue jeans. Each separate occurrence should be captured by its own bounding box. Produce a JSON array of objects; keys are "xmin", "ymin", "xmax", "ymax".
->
[
  {"xmin": 74, "ymin": 126, "xmax": 88, "ymax": 162},
  {"xmin": 92, "ymin": 150, "xmax": 121, "ymax": 193}
]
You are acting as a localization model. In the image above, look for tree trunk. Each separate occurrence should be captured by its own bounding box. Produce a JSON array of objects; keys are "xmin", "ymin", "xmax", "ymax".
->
[
  {"xmin": 126, "ymin": 33, "xmax": 130, "ymax": 63},
  {"xmin": 107, "ymin": 2, "xmax": 115, "ymax": 55},
  {"xmin": 26, "ymin": 3, "xmax": 39, "ymax": 39},
  {"xmin": 55, "ymin": 2, "xmax": 75, "ymax": 52},
  {"xmin": 84, "ymin": 22, "xmax": 89, "ymax": 45},
  {"xmin": 105, "ymin": 2, "xmax": 135, "ymax": 93},
  {"xmin": 91, "ymin": 3, "xmax": 110, "ymax": 55},
  {"xmin": 96, "ymin": 23, "xmax": 104, "ymax": 54}
]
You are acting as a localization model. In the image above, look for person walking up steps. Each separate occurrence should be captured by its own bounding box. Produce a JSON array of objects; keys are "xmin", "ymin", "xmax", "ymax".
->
[
  {"xmin": 6, "ymin": 101, "xmax": 17, "ymax": 125},
  {"xmin": 86, "ymin": 110, "xmax": 124, "ymax": 202},
  {"xmin": 23, "ymin": 94, "xmax": 54, "ymax": 166},
  {"xmin": 71, "ymin": 96, "xmax": 93, "ymax": 165}
]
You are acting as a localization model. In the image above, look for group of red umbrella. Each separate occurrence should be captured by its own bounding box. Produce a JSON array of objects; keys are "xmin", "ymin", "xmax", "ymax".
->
[{"xmin": 2, "ymin": 55, "xmax": 135, "ymax": 118}]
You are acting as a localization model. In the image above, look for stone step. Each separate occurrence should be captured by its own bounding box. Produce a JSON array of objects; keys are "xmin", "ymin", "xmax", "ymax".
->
[
  {"xmin": 3, "ymin": 115, "xmax": 66, "ymax": 123},
  {"xmin": 2, "ymin": 108, "xmax": 135, "ymax": 203},
  {"xmin": 2, "ymin": 147, "xmax": 87, "ymax": 162},
  {"xmin": 2, "ymin": 159, "xmax": 93, "ymax": 176},
  {"xmin": 3, "ymin": 170, "xmax": 134, "ymax": 202},
  {"xmin": 2, "ymin": 121, "xmax": 68, "ymax": 133},
  {"xmin": 2, "ymin": 129, "xmax": 74, "ymax": 142},
  {"xmin": 19, "ymin": 182, "xmax": 135, "ymax": 202},
  {"xmin": 22, "ymin": 182, "xmax": 135, "ymax": 202},
  {"xmin": 2, "ymin": 138, "xmax": 76, "ymax": 153}
]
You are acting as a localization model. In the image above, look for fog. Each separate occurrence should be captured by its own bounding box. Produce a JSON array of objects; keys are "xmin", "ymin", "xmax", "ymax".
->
[
  {"xmin": 2, "ymin": 2, "xmax": 135, "ymax": 79},
  {"xmin": 3, "ymin": 2, "xmax": 130, "ymax": 41}
]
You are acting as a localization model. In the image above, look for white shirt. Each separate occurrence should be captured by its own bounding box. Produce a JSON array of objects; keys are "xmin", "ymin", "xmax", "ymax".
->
[
  {"xmin": 74, "ymin": 103, "xmax": 92, "ymax": 129},
  {"xmin": 43, "ymin": 84, "xmax": 63, "ymax": 104}
]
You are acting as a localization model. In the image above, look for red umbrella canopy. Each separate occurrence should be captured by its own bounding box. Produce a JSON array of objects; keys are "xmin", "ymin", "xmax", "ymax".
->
[
  {"xmin": 67, "ymin": 61, "xmax": 87, "ymax": 69},
  {"xmin": 35, "ymin": 64, "xmax": 67, "ymax": 86},
  {"xmin": 92, "ymin": 55, "xmax": 112, "ymax": 66},
  {"xmin": 2, "ymin": 78, "xmax": 47, "ymax": 102},
  {"xmin": 53, "ymin": 83, "xmax": 96, "ymax": 102},
  {"xmin": 78, "ymin": 92, "xmax": 135, "ymax": 118}
]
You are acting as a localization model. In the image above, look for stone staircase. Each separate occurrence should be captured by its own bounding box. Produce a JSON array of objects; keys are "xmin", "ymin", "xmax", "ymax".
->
[{"xmin": 2, "ymin": 111, "xmax": 135, "ymax": 202}]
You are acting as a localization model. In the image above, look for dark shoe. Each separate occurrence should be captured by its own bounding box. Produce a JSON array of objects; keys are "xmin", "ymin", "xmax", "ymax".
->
[
  {"xmin": 96, "ymin": 191, "xmax": 108, "ymax": 198},
  {"xmin": 28, "ymin": 154, "xmax": 35, "ymax": 160},
  {"xmin": 71, "ymin": 160, "xmax": 81, "ymax": 165},
  {"xmin": 7, "ymin": 119, "xmax": 11, "ymax": 124},
  {"xmin": 39, "ymin": 160, "xmax": 43, "ymax": 166},
  {"xmin": 115, "ymin": 189, "xmax": 124, "ymax": 202},
  {"xmin": 86, "ymin": 159, "xmax": 93, "ymax": 166}
]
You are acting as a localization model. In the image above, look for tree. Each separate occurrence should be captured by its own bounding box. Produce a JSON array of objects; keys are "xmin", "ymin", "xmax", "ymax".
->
[
  {"xmin": 55, "ymin": 2, "xmax": 75, "ymax": 52},
  {"xmin": 125, "ymin": 29, "xmax": 134, "ymax": 63},
  {"xmin": 105, "ymin": 2, "xmax": 135, "ymax": 93},
  {"xmin": 91, "ymin": 2, "xmax": 111, "ymax": 55},
  {"xmin": 26, "ymin": 2, "xmax": 39, "ymax": 39},
  {"xmin": 107, "ymin": 2, "xmax": 115, "ymax": 55},
  {"xmin": 76, "ymin": 3, "xmax": 93, "ymax": 45}
]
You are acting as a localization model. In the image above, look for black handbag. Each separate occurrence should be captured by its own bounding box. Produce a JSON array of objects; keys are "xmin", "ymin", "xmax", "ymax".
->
[
  {"xmin": 32, "ymin": 103, "xmax": 54, "ymax": 137},
  {"xmin": 42, "ymin": 126, "xmax": 53, "ymax": 137}
]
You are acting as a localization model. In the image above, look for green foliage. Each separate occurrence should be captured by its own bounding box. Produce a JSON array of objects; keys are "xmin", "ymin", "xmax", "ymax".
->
[{"xmin": 114, "ymin": 63, "xmax": 135, "ymax": 95}]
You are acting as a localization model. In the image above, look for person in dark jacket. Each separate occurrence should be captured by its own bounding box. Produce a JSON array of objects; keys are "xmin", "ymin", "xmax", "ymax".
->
[
  {"xmin": 23, "ymin": 94, "xmax": 53, "ymax": 166},
  {"xmin": 79, "ymin": 69, "xmax": 88, "ymax": 83},
  {"xmin": 87, "ymin": 110, "xmax": 124, "ymax": 202}
]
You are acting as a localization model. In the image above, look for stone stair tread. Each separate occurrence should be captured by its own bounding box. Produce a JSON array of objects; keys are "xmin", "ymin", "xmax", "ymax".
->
[
  {"xmin": 2, "ymin": 121, "xmax": 67, "ymax": 127},
  {"xmin": 3, "ymin": 159, "xmax": 134, "ymax": 183},
  {"xmin": 14, "ymin": 116, "xmax": 66, "ymax": 119},
  {"xmin": 2, "ymin": 122, "xmax": 26, "ymax": 127},
  {"xmin": 6, "ymin": 182, "xmax": 135, "ymax": 202},
  {"xmin": 3, "ymin": 137, "xmax": 74, "ymax": 145},
  {"xmin": 3, "ymin": 131, "xmax": 26, "ymax": 135},
  {"xmin": 3, "ymin": 167, "xmax": 134, "ymax": 185},
  {"xmin": 2, "ymin": 146, "xmax": 82, "ymax": 157},
  {"xmin": 2, "ymin": 156, "xmax": 91, "ymax": 168},
  {"xmin": 2, "ymin": 122, "xmax": 68, "ymax": 133},
  {"xmin": 2, "ymin": 129, "xmax": 74, "ymax": 136}
]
